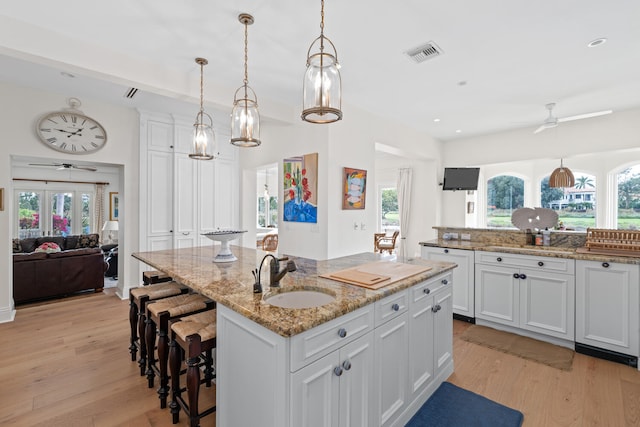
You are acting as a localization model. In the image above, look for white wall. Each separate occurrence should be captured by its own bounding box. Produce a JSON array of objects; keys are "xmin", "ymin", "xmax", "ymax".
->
[
  {"xmin": 441, "ymin": 108, "xmax": 640, "ymax": 227},
  {"xmin": 0, "ymin": 82, "xmax": 139, "ymax": 322},
  {"xmin": 239, "ymin": 103, "xmax": 443, "ymax": 260}
]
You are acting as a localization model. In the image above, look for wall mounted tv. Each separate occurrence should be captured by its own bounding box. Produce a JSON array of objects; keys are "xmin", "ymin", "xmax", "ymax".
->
[{"xmin": 442, "ymin": 167, "xmax": 480, "ymax": 191}]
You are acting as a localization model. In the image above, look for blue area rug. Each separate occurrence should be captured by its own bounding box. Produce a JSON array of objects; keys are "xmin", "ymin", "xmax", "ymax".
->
[{"xmin": 406, "ymin": 382, "xmax": 524, "ymax": 427}]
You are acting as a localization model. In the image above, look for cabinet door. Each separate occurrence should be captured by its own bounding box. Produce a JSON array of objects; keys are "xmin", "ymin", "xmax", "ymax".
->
[
  {"xmin": 374, "ymin": 313, "xmax": 409, "ymax": 427},
  {"xmin": 520, "ymin": 268, "xmax": 574, "ymax": 340},
  {"xmin": 576, "ymin": 261, "xmax": 640, "ymax": 356},
  {"xmin": 291, "ymin": 351, "xmax": 340, "ymax": 427},
  {"xmin": 475, "ymin": 264, "xmax": 519, "ymax": 327},
  {"xmin": 408, "ymin": 284, "xmax": 435, "ymax": 402},
  {"xmin": 174, "ymin": 154, "xmax": 198, "ymax": 248},
  {"xmin": 434, "ymin": 288, "xmax": 453, "ymax": 373},
  {"xmin": 147, "ymin": 150, "xmax": 174, "ymax": 238},
  {"xmin": 338, "ymin": 333, "xmax": 375, "ymax": 427},
  {"xmin": 421, "ymin": 246, "xmax": 474, "ymax": 317}
]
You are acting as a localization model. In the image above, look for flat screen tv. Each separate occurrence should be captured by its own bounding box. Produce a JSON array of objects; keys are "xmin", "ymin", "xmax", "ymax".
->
[{"xmin": 442, "ymin": 167, "xmax": 480, "ymax": 191}]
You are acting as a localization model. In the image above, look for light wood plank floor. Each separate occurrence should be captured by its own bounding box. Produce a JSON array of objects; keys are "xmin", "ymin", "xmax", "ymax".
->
[{"xmin": 1, "ymin": 290, "xmax": 640, "ymax": 426}]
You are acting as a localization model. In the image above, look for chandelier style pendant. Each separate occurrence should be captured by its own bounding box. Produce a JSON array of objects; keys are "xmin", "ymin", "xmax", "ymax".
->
[
  {"xmin": 190, "ymin": 57, "xmax": 216, "ymax": 160},
  {"xmin": 231, "ymin": 13, "xmax": 261, "ymax": 147},
  {"xmin": 301, "ymin": 0, "xmax": 343, "ymax": 124},
  {"xmin": 549, "ymin": 158, "xmax": 575, "ymax": 188}
]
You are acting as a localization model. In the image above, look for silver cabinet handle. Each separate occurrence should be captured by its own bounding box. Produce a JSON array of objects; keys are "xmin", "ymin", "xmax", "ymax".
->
[
  {"xmin": 342, "ymin": 360, "xmax": 351, "ymax": 371},
  {"xmin": 392, "ymin": 303, "xmax": 400, "ymax": 311},
  {"xmin": 423, "ymin": 288, "xmax": 431, "ymax": 294},
  {"xmin": 338, "ymin": 328, "xmax": 347, "ymax": 338},
  {"xmin": 334, "ymin": 366, "xmax": 343, "ymax": 377}
]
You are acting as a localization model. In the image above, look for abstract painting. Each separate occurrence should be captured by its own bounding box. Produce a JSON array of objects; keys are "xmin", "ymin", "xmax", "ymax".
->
[
  {"xmin": 283, "ymin": 153, "xmax": 318, "ymax": 223},
  {"xmin": 342, "ymin": 167, "xmax": 367, "ymax": 209}
]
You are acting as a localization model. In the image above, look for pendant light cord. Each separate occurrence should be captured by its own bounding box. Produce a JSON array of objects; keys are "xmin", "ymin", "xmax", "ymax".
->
[
  {"xmin": 199, "ymin": 60, "xmax": 204, "ymax": 113},
  {"xmin": 244, "ymin": 18, "xmax": 249, "ymax": 98}
]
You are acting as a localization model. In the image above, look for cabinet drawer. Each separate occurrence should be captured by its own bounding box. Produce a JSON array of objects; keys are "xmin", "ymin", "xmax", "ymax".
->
[
  {"xmin": 475, "ymin": 251, "xmax": 574, "ymax": 273},
  {"xmin": 410, "ymin": 273, "xmax": 452, "ymax": 305},
  {"xmin": 375, "ymin": 290, "xmax": 408, "ymax": 327},
  {"xmin": 290, "ymin": 304, "xmax": 374, "ymax": 372}
]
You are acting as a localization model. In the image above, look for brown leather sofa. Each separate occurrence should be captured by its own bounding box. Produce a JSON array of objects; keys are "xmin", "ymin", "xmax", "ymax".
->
[{"xmin": 12, "ymin": 234, "xmax": 107, "ymax": 304}]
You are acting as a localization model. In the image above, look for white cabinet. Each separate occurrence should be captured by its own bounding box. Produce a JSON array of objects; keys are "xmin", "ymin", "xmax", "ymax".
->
[
  {"xmin": 408, "ymin": 273, "xmax": 453, "ymax": 406},
  {"xmin": 576, "ymin": 260, "xmax": 640, "ymax": 357},
  {"xmin": 292, "ymin": 332, "xmax": 375, "ymax": 427},
  {"xmin": 421, "ymin": 246, "xmax": 474, "ymax": 318},
  {"xmin": 475, "ymin": 251, "xmax": 575, "ymax": 342},
  {"xmin": 374, "ymin": 312, "xmax": 409, "ymax": 427},
  {"xmin": 139, "ymin": 112, "xmax": 240, "ymax": 254}
]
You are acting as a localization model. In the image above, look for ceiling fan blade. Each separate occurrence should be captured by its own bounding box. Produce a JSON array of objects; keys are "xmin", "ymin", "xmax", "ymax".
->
[
  {"xmin": 29, "ymin": 163, "xmax": 62, "ymax": 167},
  {"xmin": 533, "ymin": 125, "xmax": 547, "ymax": 134},
  {"xmin": 74, "ymin": 166, "xmax": 98, "ymax": 172},
  {"xmin": 558, "ymin": 110, "xmax": 613, "ymax": 123}
]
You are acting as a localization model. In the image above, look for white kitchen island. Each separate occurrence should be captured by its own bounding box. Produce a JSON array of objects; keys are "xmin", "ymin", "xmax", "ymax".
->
[{"xmin": 133, "ymin": 246, "xmax": 456, "ymax": 427}]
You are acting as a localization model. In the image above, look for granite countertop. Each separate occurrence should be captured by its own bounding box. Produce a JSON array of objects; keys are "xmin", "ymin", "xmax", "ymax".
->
[
  {"xmin": 419, "ymin": 239, "xmax": 640, "ymax": 265},
  {"xmin": 132, "ymin": 246, "xmax": 456, "ymax": 337}
]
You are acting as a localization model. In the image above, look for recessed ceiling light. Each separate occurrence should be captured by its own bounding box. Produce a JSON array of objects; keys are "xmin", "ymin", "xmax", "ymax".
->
[
  {"xmin": 587, "ymin": 38, "xmax": 607, "ymax": 48},
  {"xmin": 60, "ymin": 71, "xmax": 75, "ymax": 78},
  {"xmin": 433, "ymin": 118, "xmax": 441, "ymax": 122},
  {"xmin": 457, "ymin": 80, "xmax": 467, "ymax": 86},
  {"xmin": 455, "ymin": 129, "xmax": 462, "ymax": 133}
]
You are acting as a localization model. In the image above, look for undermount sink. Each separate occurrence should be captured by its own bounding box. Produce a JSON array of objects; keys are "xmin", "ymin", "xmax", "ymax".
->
[{"xmin": 265, "ymin": 290, "xmax": 335, "ymax": 309}]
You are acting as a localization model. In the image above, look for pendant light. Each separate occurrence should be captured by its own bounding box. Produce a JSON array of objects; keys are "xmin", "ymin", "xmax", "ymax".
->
[
  {"xmin": 301, "ymin": 0, "xmax": 342, "ymax": 124},
  {"xmin": 231, "ymin": 13, "xmax": 261, "ymax": 147},
  {"xmin": 549, "ymin": 158, "xmax": 575, "ymax": 188},
  {"xmin": 189, "ymin": 57, "xmax": 216, "ymax": 160}
]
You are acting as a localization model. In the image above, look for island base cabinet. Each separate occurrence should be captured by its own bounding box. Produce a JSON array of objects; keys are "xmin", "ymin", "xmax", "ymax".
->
[
  {"xmin": 291, "ymin": 332, "xmax": 375, "ymax": 427},
  {"xmin": 374, "ymin": 313, "xmax": 409, "ymax": 427},
  {"xmin": 576, "ymin": 260, "xmax": 640, "ymax": 357}
]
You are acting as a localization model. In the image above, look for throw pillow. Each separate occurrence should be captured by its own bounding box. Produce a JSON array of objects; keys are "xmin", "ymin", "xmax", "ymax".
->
[
  {"xmin": 35, "ymin": 242, "xmax": 62, "ymax": 253},
  {"xmin": 20, "ymin": 238, "xmax": 37, "ymax": 253},
  {"xmin": 12, "ymin": 239, "xmax": 22, "ymax": 253},
  {"xmin": 77, "ymin": 234, "xmax": 100, "ymax": 248}
]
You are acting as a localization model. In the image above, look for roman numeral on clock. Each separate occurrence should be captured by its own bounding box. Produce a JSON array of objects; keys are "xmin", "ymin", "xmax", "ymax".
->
[{"xmin": 47, "ymin": 137, "xmax": 57, "ymax": 144}]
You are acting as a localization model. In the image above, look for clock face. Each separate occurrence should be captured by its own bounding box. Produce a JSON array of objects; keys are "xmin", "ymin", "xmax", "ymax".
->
[{"xmin": 36, "ymin": 111, "xmax": 107, "ymax": 154}]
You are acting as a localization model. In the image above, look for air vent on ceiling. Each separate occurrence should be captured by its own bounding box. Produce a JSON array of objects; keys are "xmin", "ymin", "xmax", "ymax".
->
[
  {"xmin": 405, "ymin": 41, "xmax": 443, "ymax": 64},
  {"xmin": 124, "ymin": 87, "xmax": 139, "ymax": 99}
]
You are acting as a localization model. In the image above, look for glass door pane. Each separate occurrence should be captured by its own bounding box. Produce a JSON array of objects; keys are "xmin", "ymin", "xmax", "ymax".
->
[
  {"xmin": 81, "ymin": 193, "xmax": 92, "ymax": 234},
  {"xmin": 51, "ymin": 192, "xmax": 73, "ymax": 236},
  {"xmin": 18, "ymin": 191, "xmax": 42, "ymax": 239}
]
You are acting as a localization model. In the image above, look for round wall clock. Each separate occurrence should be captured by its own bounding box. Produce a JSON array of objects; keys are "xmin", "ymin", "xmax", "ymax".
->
[{"xmin": 36, "ymin": 98, "xmax": 107, "ymax": 154}]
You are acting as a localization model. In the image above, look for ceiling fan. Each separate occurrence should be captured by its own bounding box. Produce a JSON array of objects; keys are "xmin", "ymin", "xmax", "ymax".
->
[
  {"xmin": 29, "ymin": 162, "xmax": 98, "ymax": 172},
  {"xmin": 533, "ymin": 103, "xmax": 613, "ymax": 134}
]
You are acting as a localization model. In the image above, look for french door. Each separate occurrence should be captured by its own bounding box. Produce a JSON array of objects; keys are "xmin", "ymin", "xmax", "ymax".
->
[{"xmin": 16, "ymin": 188, "xmax": 94, "ymax": 238}]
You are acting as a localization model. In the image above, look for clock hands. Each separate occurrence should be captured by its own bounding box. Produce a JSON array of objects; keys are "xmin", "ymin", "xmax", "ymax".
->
[{"xmin": 56, "ymin": 128, "xmax": 84, "ymax": 137}]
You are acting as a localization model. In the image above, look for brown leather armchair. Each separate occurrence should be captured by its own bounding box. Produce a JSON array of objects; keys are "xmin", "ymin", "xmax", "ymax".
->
[
  {"xmin": 262, "ymin": 234, "xmax": 278, "ymax": 251},
  {"xmin": 374, "ymin": 230, "xmax": 399, "ymax": 254}
]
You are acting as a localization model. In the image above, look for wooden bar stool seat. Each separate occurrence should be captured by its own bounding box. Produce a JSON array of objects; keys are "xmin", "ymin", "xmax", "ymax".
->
[
  {"xmin": 129, "ymin": 281, "xmax": 189, "ymax": 374},
  {"xmin": 169, "ymin": 309, "xmax": 217, "ymax": 427},
  {"xmin": 145, "ymin": 293, "xmax": 215, "ymax": 408},
  {"xmin": 143, "ymin": 270, "xmax": 173, "ymax": 285}
]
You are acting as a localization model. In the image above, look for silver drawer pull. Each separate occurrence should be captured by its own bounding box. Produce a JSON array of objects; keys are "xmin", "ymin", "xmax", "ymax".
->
[
  {"xmin": 334, "ymin": 366, "xmax": 343, "ymax": 377},
  {"xmin": 338, "ymin": 328, "xmax": 347, "ymax": 338},
  {"xmin": 342, "ymin": 360, "xmax": 352, "ymax": 371}
]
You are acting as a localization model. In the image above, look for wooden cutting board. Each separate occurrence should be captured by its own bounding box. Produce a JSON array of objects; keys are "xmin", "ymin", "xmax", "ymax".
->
[{"xmin": 321, "ymin": 261, "xmax": 432, "ymax": 290}]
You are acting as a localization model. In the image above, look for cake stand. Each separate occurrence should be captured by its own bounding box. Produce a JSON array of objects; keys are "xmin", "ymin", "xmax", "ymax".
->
[{"xmin": 202, "ymin": 230, "xmax": 247, "ymax": 262}]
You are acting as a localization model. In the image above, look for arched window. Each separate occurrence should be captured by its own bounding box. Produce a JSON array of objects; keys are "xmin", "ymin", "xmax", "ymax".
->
[
  {"xmin": 486, "ymin": 175, "xmax": 524, "ymax": 228},
  {"xmin": 616, "ymin": 165, "xmax": 640, "ymax": 230},
  {"xmin": 540, "ymin": 173, "xmax": 596, "ymax": 231}
]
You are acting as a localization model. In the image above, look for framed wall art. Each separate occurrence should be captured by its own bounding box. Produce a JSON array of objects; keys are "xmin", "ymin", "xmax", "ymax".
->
[
  {"xmin": 109, "ymin": 192, "xmax": 119, "ymax": 221},
  {"xmin": 283, "ymin": 153, "xmax": 318, "ymax": 223},
  {"xmin": 342, "ymin": 167, "xmax": 367, "ymax": 210}
]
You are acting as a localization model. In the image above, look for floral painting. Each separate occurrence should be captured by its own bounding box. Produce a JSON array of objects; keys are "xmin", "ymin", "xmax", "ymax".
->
[
  {"xmin": 342, "ymin": 167, "xmax": 367, "ymax": 209},
  {"xmin": 283, "ymin": 153, "xmax": 318, "ymax": 223}
]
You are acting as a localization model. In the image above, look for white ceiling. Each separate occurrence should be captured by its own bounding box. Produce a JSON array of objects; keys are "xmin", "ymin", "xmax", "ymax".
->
[{"xmin": 1, "ymin": 0, "xmax": 640, "ymax": 141}]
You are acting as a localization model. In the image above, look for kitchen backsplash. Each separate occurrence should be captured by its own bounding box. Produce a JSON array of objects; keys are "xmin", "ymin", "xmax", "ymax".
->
[{"xmin": 433, "ymin": 227, "xmax": 587, "ymax": 248}]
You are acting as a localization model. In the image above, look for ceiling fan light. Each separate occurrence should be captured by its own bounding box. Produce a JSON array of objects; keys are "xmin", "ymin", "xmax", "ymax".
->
[{"xmin": 549, "ymin": 159, "xmax": 575, "ymax": 188}]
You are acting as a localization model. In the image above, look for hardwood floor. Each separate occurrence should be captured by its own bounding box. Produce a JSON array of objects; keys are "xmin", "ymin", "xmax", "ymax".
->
[{"xmin": 1, "ymin": 290, "xmax": 639, "ymax": 426}]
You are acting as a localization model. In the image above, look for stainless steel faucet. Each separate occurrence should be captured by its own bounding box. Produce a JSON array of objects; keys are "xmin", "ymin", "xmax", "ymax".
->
[{"xmin": 254, "ymin": 254, "xmax": 297, "ymax": 293}]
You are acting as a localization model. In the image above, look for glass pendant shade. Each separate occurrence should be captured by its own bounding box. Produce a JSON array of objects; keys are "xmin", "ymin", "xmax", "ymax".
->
[
  {"xmin": 231, "ymin": 86, "xmax": 261, "ymax": 147},
  {"xmin": 549, "ymin": 159, "xmax": 575, "ymax": 188},
  {"xmin": 189, "ymin": 57, "xmax": 215, "ymax": 160},
  {"xmin": 302, "ymin": 0, "xmax": 342, "ymax": 124},
  {"xmin": 231, "ymin": 13, "xmax": 261, "ymax": 147}
]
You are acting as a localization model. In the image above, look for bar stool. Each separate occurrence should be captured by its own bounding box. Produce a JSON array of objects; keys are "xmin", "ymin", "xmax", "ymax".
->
[
  {"xmin": 169, "ymin": 309, "xmax": 217, "ymax": 427},
  {"xmin": 143, "ymin": 270, "xmax": 173, "ymax": 285},
  {"xmin": 129, "ymin": 281, "xmax": 189, "ymax": 373},
  {"xmin": 145, "ymin": 293, "xmax": 215, "ymax": 408}
]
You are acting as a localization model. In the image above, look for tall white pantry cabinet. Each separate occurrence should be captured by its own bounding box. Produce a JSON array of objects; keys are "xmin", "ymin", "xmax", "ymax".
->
[{"xmin": 138, "ymin": 111, "xmax": 240, "ymax": 255}]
